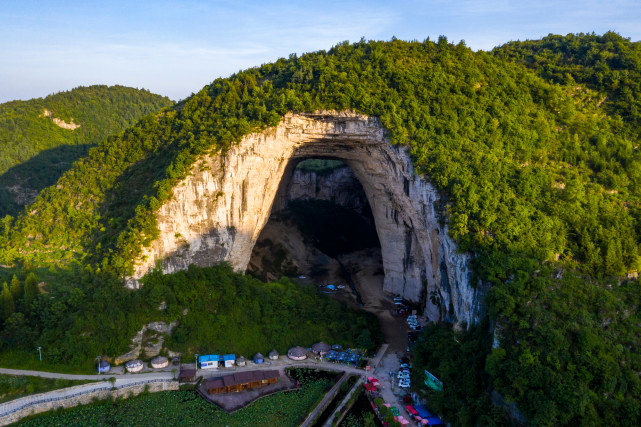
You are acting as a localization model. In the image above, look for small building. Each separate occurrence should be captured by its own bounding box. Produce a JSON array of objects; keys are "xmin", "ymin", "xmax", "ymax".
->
[
  {"xmin": 311, "ymin": 342, "xmax": 331, "ymax": 356},
  {"xmin": 287, "ymin": 346, "xmax": 307, "ymax": 361},
  {"xmin": 178, "ymin": 368, "xmax": 197, "ymax": 383},
  {"xmin": 151, "ymin": 356, "xmax": 169, "ymax": 369},
  {"xmin": 223, "ymin": 354, "xmax": 236, "ymax": 368},
  {"xmin": 199, "ymin": 354, "xmax": 221, "ymax": 369},
  {"xmin": 98, "ymin": 360, "xmax": 111, "ymax": 373},
  {"xmin": 253, "ymin": 353, "xmax": 264, "ymax": 364},
  {"xmin": 205, "ymin": 370, "xmax": 280, "ymax": 394},
  {"xmin": 236, "ymin": 356, "xmax": 247, "ymax": 367},
  {"xmin": 125, "ymin": 359, "xmax": 144, "ymax": 373},
  {"xmin": 268, "ymin": 350, "xmax": 279, "ymax": 360}
]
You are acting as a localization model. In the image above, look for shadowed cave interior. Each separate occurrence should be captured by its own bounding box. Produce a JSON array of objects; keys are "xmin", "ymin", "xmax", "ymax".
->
[{"xmin": 247, "ymin": 158, "xmax": 385, "ymax": 304}]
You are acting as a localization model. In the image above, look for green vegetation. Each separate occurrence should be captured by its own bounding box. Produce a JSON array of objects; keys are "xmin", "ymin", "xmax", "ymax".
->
[
  {"xmin": 0, "ymin": 85, "xmax": 172, "ymax": 216},
  {"xmin": 18, "ymin": 372, "xmax": 331, "ymax": 426},
  {"xmin": 0, "ymin": 264, "xmax": 380, "ymax": 369},
  {"xmin": 296, "ymin": 158, "xmax": 346, "ymax": 174},
  {"xmin": 0, "ymin": 33, "xmax": 640, "ymax": 424},
  {"xmin": 0, "ymin": 374, "xmax": 91, "ymax": 403},
  {"xmin": 143, "ymin": 264, "xmax": 381, "ymax": 356}
]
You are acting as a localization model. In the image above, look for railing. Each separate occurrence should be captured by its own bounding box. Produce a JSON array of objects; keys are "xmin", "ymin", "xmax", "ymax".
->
[{"xmin": 0, "ymin": 378, "xmax": 174, "ymax": 418}]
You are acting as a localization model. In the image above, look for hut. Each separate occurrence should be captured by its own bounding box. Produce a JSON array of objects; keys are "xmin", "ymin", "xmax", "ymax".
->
[
  {"xmin": 98, "ymin": 360, "xmax": 111, "ymax": 373},
  {"xmin": 253, "ymin": 353, "xmax": 265, "ymax": 364},
  {"xmin": 236, "ymin": 356, "xmax": 247, "ymax": 367},
  {"xmin": 205, "ymin": 370, "xmax": 280, "ymax": 394},
  {"xmin": 287, "ymin": 346, "xmax": 308, "ymax": 361},
  {"xmin": 199, "ymin": 354, "xmax": 221, "ymax": 369},
  {"xmin": 151, "ymin": 356, "xmax": 169, "ymax": 369},
  {"xmin": 311, "ymin": 342, "xmax": 331, "ymax": 356},
  {"xmin": 223, "ymin": 354, "xmax": 236, "ymax": 367},
  {"xmin": 125, "ymin": 359, "xmax": 144, "ymax": 373},
  {"xmin": 268, "ymin": 350, "xmax": 279, "ymax": 360},
  {"xmin": 178, "ymin": 368, "xmax": 197, "ymax": 383}
]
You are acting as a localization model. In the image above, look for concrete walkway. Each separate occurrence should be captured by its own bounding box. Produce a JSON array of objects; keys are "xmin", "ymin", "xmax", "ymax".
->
[
  {"xmin": 323, "ymin": 376, "xmax": 364, "ymax": 426},
  {"xmin": 0, "ymin": 368, "xmax": 174, "ymax": 381},
  {"xmin": 300, "ymin": 372, "xmax": 349, "ymax": 427}
]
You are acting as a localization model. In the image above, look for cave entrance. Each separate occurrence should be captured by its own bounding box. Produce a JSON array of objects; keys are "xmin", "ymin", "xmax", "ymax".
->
[{"xmin": 248, "ymin": 158, "xmax": 386, "ymax": 308}]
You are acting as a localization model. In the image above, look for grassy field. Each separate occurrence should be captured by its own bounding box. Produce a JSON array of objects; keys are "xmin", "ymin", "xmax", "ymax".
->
[
  {"xmin": 0, "ymin": 374, "xmax": 93, "ymax": 403},
  {"xmin": 0, "ymin": 350, "xmax": 96, "ymax": 375},
  {"xmin": 18, "ymin": 372, "xmax": 333, "ymax": 426}
]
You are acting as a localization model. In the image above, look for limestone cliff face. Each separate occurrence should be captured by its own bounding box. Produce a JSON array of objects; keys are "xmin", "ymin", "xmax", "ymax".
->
[
  {"xmin": 284, "ymin": 166, "xmax": 367, "ymax": 213},
  {"xmin": 131, "ymin": 111, "xmax": 486, "ymax": 326}
]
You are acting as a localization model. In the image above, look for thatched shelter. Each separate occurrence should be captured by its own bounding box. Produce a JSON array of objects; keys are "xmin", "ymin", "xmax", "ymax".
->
[
  {"xmin": 151, "ymin": 356, "xmax": 169, "ymax": 369},
  {"xmin": 268, "ymin": 350, "xmax": 279, "ymax": 360},
  {"xmin": 311, "ymin": 342, "xmax": 331, "ymax": 356},
  {"xmin": 287, "ymin": 346, "xmax": 308, "ymax": 361},
  {"xmin": 253, "ymin": 353, "xmax": 265, "ymax": 364},
  {"xmin": 236, "ymin": 355, "xmax": 247, "ymax": 366},
  {"xmin": 125, "ymin": 359, "xmax": 144, "ymax": 373}
]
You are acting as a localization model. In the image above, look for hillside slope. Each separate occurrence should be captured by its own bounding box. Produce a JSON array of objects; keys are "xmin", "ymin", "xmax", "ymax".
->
[
  {"xmin": 0, "ymin": 35, "xmax": 640, "ymax": 425},
  {"xmin": 0, "ymin": 85, "xmax": 172, "ymax": 216}
]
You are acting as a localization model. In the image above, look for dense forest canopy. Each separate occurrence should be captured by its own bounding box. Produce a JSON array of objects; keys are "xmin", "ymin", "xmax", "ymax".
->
[
  {"xmin": 0, "ymin": 85, "xmax": 172, "ymax": 216},
  {"xmin": 0, "ymin": 33, "xmax": 640, "ymax": 425}
]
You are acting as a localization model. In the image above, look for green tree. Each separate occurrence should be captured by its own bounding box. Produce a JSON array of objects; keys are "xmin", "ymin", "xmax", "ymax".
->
[
  {"xmin": 0, "ymin": 282, "xmax": 15, "ymax": 321},
  {"xmin": 9, "ymin": 275, "xmax": 21, "ymax": 300},
  {"xmin": 23, "ymin": 273, "xmax": 38, "ymax": 306}
]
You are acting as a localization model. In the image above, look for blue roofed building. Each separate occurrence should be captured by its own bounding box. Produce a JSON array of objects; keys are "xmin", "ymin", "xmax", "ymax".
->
[
  {"xmin": 199, "ymin": 354, "xmax": 221, "ymax": 369},
  {"xmin": 223, "ymin": 354, "xmax": 236, "ymax": 367}
]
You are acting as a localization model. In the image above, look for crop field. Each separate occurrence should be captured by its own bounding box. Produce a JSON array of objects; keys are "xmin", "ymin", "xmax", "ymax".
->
[{"xmin": 18, "ymin": 376, "xmax": 333, "ymax": 426}]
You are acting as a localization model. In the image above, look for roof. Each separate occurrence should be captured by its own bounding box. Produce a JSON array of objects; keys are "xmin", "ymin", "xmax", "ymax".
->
[
  {"xmin": 151, "ymin": 356, "xmax": 168, "ymax": 363},
  {"xmin": 288, "ymin": 346, "xmax": 307, "ymax": 356},
  {"xmin": 178, "ymin": 368, "xmax": 196, "ymax": 378},
  {"xmin": 312, "ymin": 342, "xmax": 331, "ymax": 352},
  {"xmin": 199, "ymin": 354, "xmax": 220, "ymax": 363},
  {"xmin": 205, "ymin": 370, "xmax": 280, "ymax": 389},
  {"xmin": 223, "ymin": 354, "xmax": 236, "ymax": 361},
  {"xmin": 268, "ymin": 350, "xmax": 279, "ymax": 356},
  {"xmin": 413, "ymin": 404, "xmax": 433, "ymax": 418}
]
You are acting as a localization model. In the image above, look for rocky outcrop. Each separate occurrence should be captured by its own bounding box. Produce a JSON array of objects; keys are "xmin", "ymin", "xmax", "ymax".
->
[
  {"xmin": 130, "ymin": 111, "xmax": 486, "ymax": 326},
  {"xmin": 114, "ymin": 321, "xmax": 176, "ymax": 364}
]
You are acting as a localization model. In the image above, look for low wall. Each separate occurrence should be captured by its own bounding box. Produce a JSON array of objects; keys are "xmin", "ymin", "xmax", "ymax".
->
[{"xmin": 0, "ymin": 379, "xmax": 178, "ymax": 425}]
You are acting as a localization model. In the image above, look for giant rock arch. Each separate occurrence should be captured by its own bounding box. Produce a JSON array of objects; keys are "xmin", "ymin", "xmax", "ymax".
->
[{"xmin": 130, "ymin": 111, "xmax": 485, "ymax": 326}]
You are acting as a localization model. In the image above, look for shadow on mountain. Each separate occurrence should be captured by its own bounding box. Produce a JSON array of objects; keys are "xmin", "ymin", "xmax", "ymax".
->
[
  {"xmin": 0, "ymin": 144, "xmax": 93, "ymax": 217},
  {"xmin": 86, "ymin": 142, "xmax": 180, "ymax": 261}
]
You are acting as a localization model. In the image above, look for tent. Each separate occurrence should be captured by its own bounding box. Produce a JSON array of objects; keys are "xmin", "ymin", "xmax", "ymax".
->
[
  {"xmin": 253, "ymin": 353, "xmax": 265, "ymax": 364},
  {"xmin": 405, "ymin": 405, "xmax": 418, "ymax": 415},
  {"xmin": 413, "ymin": 405, "xmax": 433, "ymax": 418}
]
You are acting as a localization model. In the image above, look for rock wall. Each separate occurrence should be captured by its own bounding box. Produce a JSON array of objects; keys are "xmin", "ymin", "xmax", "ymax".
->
[
  {"xmin": 283, "ymin": 165, "xmax": 367, "ymax": 213},
  {"xmin": 131, "ymin": 111, "xmax": 485, "ymax": 326}
]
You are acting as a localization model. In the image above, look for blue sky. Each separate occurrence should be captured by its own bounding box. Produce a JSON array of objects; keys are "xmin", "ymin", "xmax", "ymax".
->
[{"xmin": 1, "ymin": 0, "xmax": 640, "ymax": 103}]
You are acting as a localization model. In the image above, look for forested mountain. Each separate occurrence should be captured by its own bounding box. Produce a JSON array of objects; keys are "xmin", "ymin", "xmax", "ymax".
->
[
  {"xmin": 1, "ymin": 33, "xmax": 640, "ymax": 425},
  {"xmin": 0, "ymin": 85, "xmax": 172, "ymax": 216}
]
